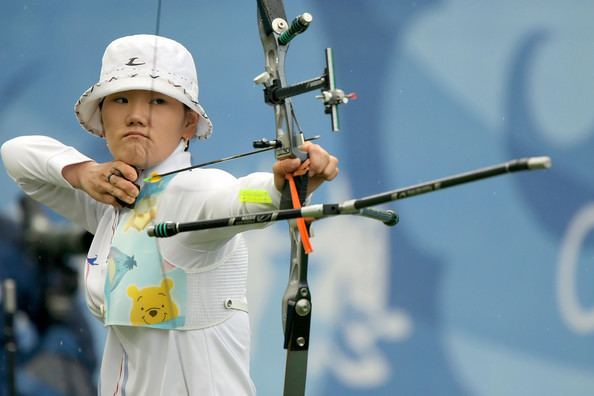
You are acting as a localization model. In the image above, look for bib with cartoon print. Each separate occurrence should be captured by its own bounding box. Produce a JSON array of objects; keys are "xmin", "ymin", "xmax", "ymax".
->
[{"xmin": 104, "ymin": 175, "xmax": 187, "ymax": 329}]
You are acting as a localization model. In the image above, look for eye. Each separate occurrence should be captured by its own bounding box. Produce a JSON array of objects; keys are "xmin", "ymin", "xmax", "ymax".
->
[
  {"xmin": 150, "ymin": 97, "xmax": 166, "ymax": 105},
  {"xmin": 113, "ymin": 96, "xmax": 128, "ymax": 104}
]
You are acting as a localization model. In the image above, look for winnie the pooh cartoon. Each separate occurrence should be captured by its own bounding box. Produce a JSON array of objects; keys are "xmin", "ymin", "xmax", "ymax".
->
[{"xmin": 127, "ymin": 278, "xmax": 179, "ymax": 325}]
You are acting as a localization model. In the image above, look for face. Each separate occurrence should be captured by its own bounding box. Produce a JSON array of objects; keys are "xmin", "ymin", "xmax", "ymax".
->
[{"xmin": 101, "ymin": 90, "xmax": 198, "ymax": 169}]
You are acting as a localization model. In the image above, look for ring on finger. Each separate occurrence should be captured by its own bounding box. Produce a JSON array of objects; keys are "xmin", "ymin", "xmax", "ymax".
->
[{"xmin": 107, "ymin": 169, "xmax": 123, "ymax": 184}]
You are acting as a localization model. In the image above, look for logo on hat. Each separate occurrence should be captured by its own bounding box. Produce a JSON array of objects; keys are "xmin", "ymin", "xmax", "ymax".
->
[{"xmin": 125, "ymin": 57, "xmax": 145, "ymax": 66}]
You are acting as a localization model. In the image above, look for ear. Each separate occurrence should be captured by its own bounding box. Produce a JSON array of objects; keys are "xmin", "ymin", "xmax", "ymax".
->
[
  {"xmin": 182, "ymin": 111, "xmax": 199, "ymax": 140},
  {"xmin": 162, "ymin": 278, "xmax": 174, "ymax": 291},
  {"xmin": 127, "ymin": 285, "xmax": 139, "ymax": 298}
]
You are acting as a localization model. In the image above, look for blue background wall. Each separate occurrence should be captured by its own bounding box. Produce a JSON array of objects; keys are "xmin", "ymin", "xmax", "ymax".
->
[{"xmin": 1, "ymin": 1, "xmax": 593, "ymax": 395}]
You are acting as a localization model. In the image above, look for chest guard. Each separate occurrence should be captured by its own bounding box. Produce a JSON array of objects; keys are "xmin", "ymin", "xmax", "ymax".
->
[{"xmin": 103, "ymin": 175, "xmax": 248, "ymax": 330}]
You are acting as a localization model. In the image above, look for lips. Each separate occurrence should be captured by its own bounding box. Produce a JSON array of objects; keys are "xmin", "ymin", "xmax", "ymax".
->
[{"xmin": 123, "ymin": 131, "xmax": 149, "ymax": 139}]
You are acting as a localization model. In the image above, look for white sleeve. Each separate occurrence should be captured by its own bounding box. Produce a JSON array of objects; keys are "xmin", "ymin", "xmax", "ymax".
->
[
  {"xmin": 1, "ymin": 135, "xmax": 107, "ymax": 233},
  {"xmin": 158, "ymin": 168, "xmax": 282, "ymax": 250}
]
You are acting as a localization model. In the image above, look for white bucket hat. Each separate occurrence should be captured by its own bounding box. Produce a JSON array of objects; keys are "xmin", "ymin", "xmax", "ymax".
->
[{"xmin": 74, "ymin": 34, "xmax": 212, "ymax": 139}]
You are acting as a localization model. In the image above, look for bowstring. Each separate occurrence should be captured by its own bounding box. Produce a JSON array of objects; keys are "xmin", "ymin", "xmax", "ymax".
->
[
  {"xmin": 154, "ymin": 0, "xmax": 162, "ymax": 36},
  {"xmin": 150, "ymin": 0, "xmax": 162, "ymax": 132},
  {"xmin": 142, "ymin": 0, "xmax": 163, "ymax": 181}
]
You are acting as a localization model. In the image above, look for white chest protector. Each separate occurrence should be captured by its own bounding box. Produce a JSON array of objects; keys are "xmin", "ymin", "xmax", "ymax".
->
[{"xmin": 103, "ymin": 174, "xmax": 248, "ymax": 330}]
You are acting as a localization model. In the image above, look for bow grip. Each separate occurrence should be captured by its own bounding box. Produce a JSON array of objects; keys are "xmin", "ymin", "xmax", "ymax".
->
[{"xmin": 280, "ymin": 173, "xmax": 309, "ymax": 210}]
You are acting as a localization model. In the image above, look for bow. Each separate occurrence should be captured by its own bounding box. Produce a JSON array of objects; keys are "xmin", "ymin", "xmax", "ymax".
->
[
  {"xmin": 145, "ymin": 2, "xmax": 551, "ymax": 395},
  {"xmin": 253, "ymin": 2, "xmax": 348, "ymax": 394}
]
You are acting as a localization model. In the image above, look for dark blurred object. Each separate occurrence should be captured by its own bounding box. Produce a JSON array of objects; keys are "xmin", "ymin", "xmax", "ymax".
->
[
  {"xmin": 20, "ymin": 196, "xmax": 92, "ymax": 324},
  {"xmin": 21, "ymin": 196, "xmax": 93, "ymax": 257},
  {"xmin": 0, "ymin": 196, "xmax": 97, "ymax": 396},
  {"xmin": 3, "ymin": 279, "xmax": 16, "ymax": 396}
]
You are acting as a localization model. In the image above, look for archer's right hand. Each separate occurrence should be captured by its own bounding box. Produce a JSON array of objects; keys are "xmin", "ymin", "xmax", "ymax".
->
[{"xmin": 62, "ymin": 160, "xmax": 140, "ymax": 208}]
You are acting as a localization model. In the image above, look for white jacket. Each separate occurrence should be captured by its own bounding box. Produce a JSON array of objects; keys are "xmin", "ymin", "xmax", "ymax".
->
[{"xmin": 2, "ymin": 135, "xmax": 282, "ymax": 395}]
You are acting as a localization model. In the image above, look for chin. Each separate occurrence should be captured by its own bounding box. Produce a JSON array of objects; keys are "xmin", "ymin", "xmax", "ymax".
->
[{"xmin": 115, "ymin": 153, "xmax": 148, "ymax": 170}]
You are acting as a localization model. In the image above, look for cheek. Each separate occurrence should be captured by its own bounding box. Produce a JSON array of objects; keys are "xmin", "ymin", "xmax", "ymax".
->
[
  {"xmin": 102, "ymin": 132, "xmax": 117, "ymax": 149},
  {"xmin": 100, "ymin": 104, "xmax": 126, "ymax": 130},
  {"xmin": 101, "ymin": 111, "xmax": 116, "ymax": 136}
]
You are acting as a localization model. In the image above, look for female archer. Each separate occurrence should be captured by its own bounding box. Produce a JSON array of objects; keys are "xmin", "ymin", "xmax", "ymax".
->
[{"xmin": 1, "ymin": 34, "xmax": 338, "ymax": 395}]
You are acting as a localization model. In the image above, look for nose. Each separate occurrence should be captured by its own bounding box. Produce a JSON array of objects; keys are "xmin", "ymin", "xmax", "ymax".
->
[{"xmin": 126, "ymin": 100, "xmax": 150, "ymax": 127}]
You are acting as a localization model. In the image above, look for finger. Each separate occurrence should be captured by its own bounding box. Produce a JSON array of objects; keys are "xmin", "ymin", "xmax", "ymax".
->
[
  {"xmin": 272, "ymin": 158, "xmax": 302, "ymax": 192},
  {"xmin": 304, "ymin": 145, "xmax": 335, "ymax": 178},
  {"xmin": 112, "ymin": 161, "xmax": 139, "ymax": 182},
  {"xmin": 108, "ymin": 173, "xmax": 140, "ymax": 199},
  {"xmin": 108, "ymin": 196, "xmax": 123, "ymax": 208},
  {"xmin": 101, "ymin": 173, "xmax": 136, "ymax": 205},
  {"xmin": 308, "ymin": 156, "xmax": 329, "ymax": 177},
  {"xmin": 106, "ymin": 162, "xmax": 140, "ymax": 199},
  {"xmin": 272, "ymin": 158, "xmax": 301, "ymax": 177},
  {"xmin": 108, "ymin": 184, "xmax": 136, "ymax": 206},
  {"xmin": 298, "ymin": 141, "xmax": 314, "ymax": 152},
  {"xmin": 320, "ymin": 155, "xmax": 339, "ymax": 181},
  {"xmin": 115, "ymin": 197, "xmax": 135, "ymax": 208}
]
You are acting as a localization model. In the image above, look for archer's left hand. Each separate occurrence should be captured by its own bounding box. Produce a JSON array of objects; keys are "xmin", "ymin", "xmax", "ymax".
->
[{"xmin": 272, "ymin": 142, "xmax": 339, "ymax": 194}]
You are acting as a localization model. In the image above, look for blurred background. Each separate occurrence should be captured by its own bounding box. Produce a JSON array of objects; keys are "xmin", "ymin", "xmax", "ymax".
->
[{"xmin": 1, "ymin": 1, "xmax": 593, "ymax": 395}]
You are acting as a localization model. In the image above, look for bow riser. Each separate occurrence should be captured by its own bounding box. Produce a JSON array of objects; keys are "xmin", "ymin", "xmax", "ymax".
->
[
  {"xmin": 256, "ymin": 5, "xmax": 307, "ymax": 161},
  {"xmin": 256, "ymin": 2, "xmax": 314, "ymax": 395}
]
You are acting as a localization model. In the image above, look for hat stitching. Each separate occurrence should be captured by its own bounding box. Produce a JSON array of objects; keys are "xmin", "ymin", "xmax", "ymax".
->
[
  {"xmin": 104, "ymin": 66, "xmax": 194, "ymax": 83},
  {"xmin": 98, "ymin": 71, "xmax": 195, "ymax": 91},
  {"xmin": 79, "ymin": 76, "xmax": 200, "ymax": 104}
]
